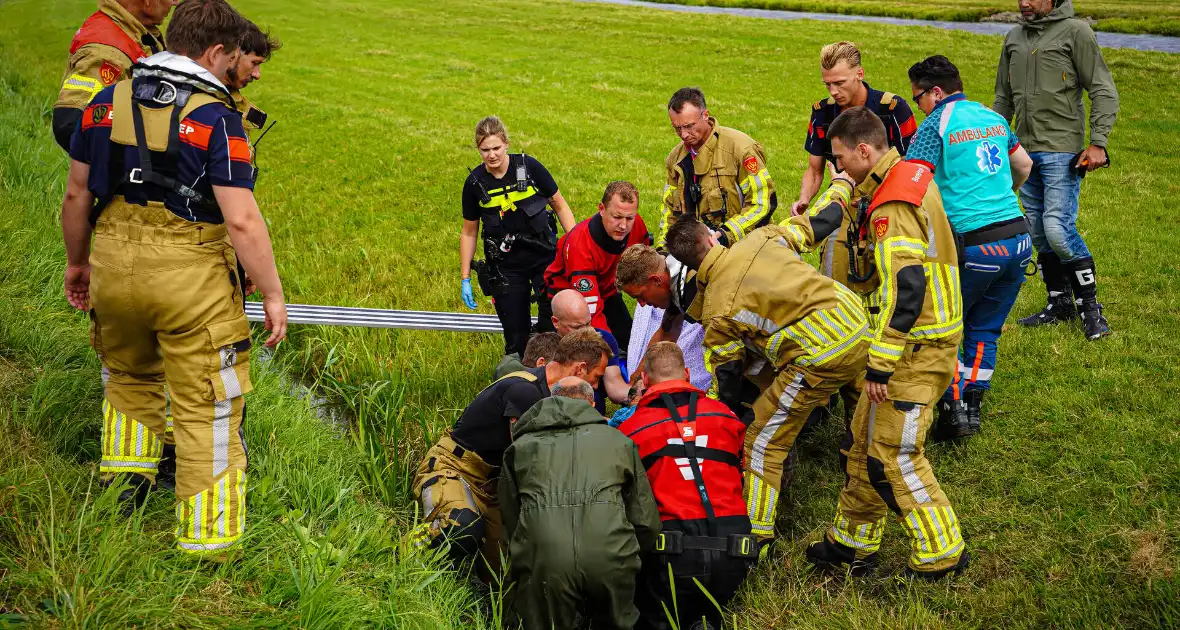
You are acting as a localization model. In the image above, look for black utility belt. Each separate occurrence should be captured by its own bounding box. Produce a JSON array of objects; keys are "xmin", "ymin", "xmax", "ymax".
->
[
  {"xmin": 960, "ymin": 217, "xmax": 1029, "ymax": 248},
  {"xmin": 653, "ymin": 530, "xmax": 758, "ymax": 560}
]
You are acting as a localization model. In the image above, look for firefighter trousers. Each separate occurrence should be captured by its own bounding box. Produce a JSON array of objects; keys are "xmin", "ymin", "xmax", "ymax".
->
[
  {"xmin": 410, "ymin": 433, "xmax": 505, "ymax": 579},
  {"xmin": 827, "ymin": 341, "xmax": 967, "ymax": 574},
  {"xmin": 744, "ymin": 341, "xmax": 868, "ymax": 540},
  {"xmin": 90, "ymin": 201, "xmax": 251, "ymax": 555}
]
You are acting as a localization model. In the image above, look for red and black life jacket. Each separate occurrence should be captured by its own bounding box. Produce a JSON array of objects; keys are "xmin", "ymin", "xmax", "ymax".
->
[{"xmin": 619, "ymin": 381, "xmax": 748, "ymax": 531}]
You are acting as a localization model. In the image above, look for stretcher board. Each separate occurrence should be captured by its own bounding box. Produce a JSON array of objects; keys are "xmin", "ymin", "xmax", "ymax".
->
[{"xmin": 244, "ymin": 302, "xmax": 535, "ymax": 333}]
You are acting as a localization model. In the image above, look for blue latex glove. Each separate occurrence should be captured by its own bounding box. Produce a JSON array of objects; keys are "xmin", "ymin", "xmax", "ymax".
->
[
  {"xmin": 609, "ymin": 405, "xmax": 636, "ymax": 428},
  {"xmin": 461, "ymin": 278, "xmax": 477, "ymax": 310}
]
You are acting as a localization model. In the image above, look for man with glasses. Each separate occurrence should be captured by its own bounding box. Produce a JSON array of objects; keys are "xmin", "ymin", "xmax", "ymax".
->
[
  {"xmin": 657, "ymin": 87, "xmax": 776, "ymax": 251},
  {"xmin": 907, "ymin": 55, "xmax": 1034, "ymax": 440}
]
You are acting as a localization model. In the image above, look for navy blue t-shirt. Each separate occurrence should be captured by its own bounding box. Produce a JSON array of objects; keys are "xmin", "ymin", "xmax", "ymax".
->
[{"xmin": 69, "ymin": 82, "xmax": 255, "ymax": 224}]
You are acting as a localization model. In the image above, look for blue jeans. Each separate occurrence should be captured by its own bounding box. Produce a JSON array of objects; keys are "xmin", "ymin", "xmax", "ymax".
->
[
  {"xmin": 1019, "ymin": 152, "xmax": 1091, "ymax": 262},
  {"xmin": 946, "ymin": 232, "xmax": 1032, "ymax": 396}
]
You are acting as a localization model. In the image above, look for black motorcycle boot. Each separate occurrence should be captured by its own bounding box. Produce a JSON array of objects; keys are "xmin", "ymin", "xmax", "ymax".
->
[
  {"xmin": 1018, "ymin": 252, "xmax": 1078, "ymax": 327},
  {"xmin": 1066, "ymin": 257, "xmax": 1111, "ymax": 340},
  {"xmin": 805, "ymin": 537, "xmax": 879, "ymax": 577},
  {"xmin": 963, "ymin": 389, "xmax": 984, "ymax": 434},
  {"xmin": 932, "ymin": 394, "xmax": 973, "ymax": 442}
]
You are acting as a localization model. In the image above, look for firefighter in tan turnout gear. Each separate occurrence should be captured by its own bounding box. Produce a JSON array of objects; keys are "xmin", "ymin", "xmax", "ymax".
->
[
  {"xmin": 797, "ymin": 107, "xmax": 968, "ymax": 579},
  {"xmin": 664, "ymin": 219, "xmax": 868, "ymax": 543},
  {"xmin": 60, "ymin": 0, "xmax": 288, "ymax": 555},
  {"xmin": 658, "ymin": 87, "xmax": 777, "ymax": 250},
  {"xmin": 54, "ymin": 0, "xmax": 176, "ymax": 152}
]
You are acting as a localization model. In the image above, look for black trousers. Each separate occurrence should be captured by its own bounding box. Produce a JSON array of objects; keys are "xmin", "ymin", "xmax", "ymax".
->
[
  {"xmin": 634, "ymin": 520, "xmax": 754, "ymax": 630},
  {"xmin": 602, "ymin": 292, "xmax": 633, "ymax": 354},
  {"xmin": 496, "ymin": 261, "xmax": 555, "ymax": 357}
]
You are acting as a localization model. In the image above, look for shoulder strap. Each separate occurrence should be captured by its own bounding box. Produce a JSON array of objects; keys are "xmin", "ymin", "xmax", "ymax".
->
[
  {"xmin": 661, "ymin": 391, "xmax": 717, "ymax": 536},
  {"xmin": 494, "ymin": 370, "xmax": 538, "ymax": 385}
]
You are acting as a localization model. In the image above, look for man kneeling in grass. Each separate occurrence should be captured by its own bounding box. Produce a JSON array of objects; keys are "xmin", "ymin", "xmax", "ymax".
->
[
  {"xmin": 500, "ymin": 377, "xmax": 660, "ymax": 630},
  {"xmin": 408, "ymin": 329, "xmax": 610, "ymax": 581}
]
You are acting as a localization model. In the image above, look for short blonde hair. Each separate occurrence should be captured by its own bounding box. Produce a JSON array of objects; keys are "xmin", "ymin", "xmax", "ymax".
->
[
  {"xmin": 820, "ymin": 41, "xmax": 861, "ymax": 71},
  {"xmin": 644, "ymin": 342, "xmax": 686, "ymax": 384},
  {"xmin": 475, "ymin": 116, "xmax": 509, "ymax": 147},
  {"xmin": 616, "ymin": 244, "xmax": 665, "ymax": 291}
]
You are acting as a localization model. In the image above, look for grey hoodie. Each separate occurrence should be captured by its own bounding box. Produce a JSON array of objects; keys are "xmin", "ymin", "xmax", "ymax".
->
[{"xmin": 993, "ymin": 0, "xmax": 1119, "ymax": 153}]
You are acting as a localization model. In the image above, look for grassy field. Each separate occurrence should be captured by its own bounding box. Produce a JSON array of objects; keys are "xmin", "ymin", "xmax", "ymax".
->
[
  {"xmin": 2, "ymin": 0, "xmax": 1179, "ymax": 627},
  {"xmin": 644, "ymin": 0, "xmax": 1180, "ymax": 37}
]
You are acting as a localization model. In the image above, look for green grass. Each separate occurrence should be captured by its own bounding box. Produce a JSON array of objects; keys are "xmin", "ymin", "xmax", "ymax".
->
[
  {"xmin": 2, "ymin": 0, "xmax": 1180, "ymax": 627},
  {"xmin": 642, "ymin": 0, "xmax": 1180, "ymax": 37}
]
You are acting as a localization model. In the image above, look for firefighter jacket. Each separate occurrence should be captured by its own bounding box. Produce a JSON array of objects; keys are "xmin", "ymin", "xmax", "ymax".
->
[
  {"xmin": 545, "ymin": 212, "xmax": 650, "ymax": 329},
  {"xmin": 618, "ymin": 380, "xmax": 749, "ymax": 530},
  {"xmin": 54, "ymin": 0, "xmax": 165, "ymax": 151},
  {"xmin": 500, "ymin": 396, "xmax": 661, "ymax": 578},
  {"xmin": 658, "ymin": 120, "xmax": 776, "ymax": 250},
  {"xmin": 686, "ymin": 226, "xmax": 869, "ymax": 405},
  {"xmin": 850, "ymin": 149, "xmax": 963, "ymax": 384}
]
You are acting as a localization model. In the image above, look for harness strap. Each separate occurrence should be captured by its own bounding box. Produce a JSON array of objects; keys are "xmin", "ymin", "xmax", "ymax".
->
[
  {"xmin": 126, "ymin": 82, "xmax": 216, "ymax": 211},
  {"xmin": 660, "ymin": 391, "xmax": 717, "ymax": 536},
  {"xmin": 640, "ymin": 445, "xmax": 739, "ymax": 471}
]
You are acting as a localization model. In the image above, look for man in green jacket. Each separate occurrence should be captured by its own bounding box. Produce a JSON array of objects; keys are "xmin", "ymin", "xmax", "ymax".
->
[
  {"xmin": 994, "ymin": 0, "xmax": 1119, "ymax": 340},
  {"xmin": 500, "ymin": 379, "xmax": 661, "ymax": 630}
]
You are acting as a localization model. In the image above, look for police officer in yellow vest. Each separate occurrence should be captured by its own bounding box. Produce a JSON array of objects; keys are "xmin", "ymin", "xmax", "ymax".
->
[
  {"xmin": 60, "ymin": 0, "xmax": 287, "ymax": 556},
  {"xmin": 54, "ymin": 0, "xmax": 177, "ymax": 152},
  {"xmin": 665, "ymin": 219, "xmax": 869, "ymax": 543},
  {"xmin": 793, "ymin": 108, "xmax": 968, "ymax": 580},
  {"xmin": 658, "ymin": 87, "xmax": 776, "ymax": 251}
]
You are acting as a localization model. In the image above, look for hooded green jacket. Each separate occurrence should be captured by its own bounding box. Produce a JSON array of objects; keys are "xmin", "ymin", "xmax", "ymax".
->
[
  {"xmin": 499, "ymin": 396, "xmax": 660, "ymax": 578},
  {"xmin": 993, "ymin": 0, "xmax": 1119, "ymax": 153}
]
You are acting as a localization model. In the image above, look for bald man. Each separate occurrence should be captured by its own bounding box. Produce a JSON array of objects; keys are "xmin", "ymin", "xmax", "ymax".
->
[
  {"xmin": 551, "ymin": 376, "xmax": 597, "ymax": 404},
  {"xmin": 551, "ymin": 289, "xmax": 630, "ymax": 412}
]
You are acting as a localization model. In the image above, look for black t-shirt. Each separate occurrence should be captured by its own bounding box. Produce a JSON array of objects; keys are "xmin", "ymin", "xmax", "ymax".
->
[
  {"xmin": 450, "ymin": 365, "xmax": 550, "ymax": 466},
  {"xmin": 461, "ymin": 154, "xmax": 558, "ymax": 222}
]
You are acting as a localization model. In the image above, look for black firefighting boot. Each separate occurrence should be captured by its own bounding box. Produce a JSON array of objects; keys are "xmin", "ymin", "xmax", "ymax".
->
[
  {"xmin": 1018, "ymin": 252, "xmax": 1077, "ymax": 327},
  {"xmin": 1066, "ymin": 257, "xmax": 1111, "ymax": 340},
  {"xmin": 156, "ymin": 444, "xmax": 177, "ymax": 492},
  {"xmin": 904, "ymin": 551, "xmax": 971, "ymax": 581},
  {"xmin": 932, "ymin": 394, "xmax": 972, "ymax": 442},
  {"xmin": 963, "ymin": 389, "xmax": 984, "ymax": 434},
  {"xmin": 781, "ymin": 445, "xmax": 798, "ymax": 491},
  {"xmin": 109, "ymin": 473, "xmax": 154, "ymax": 517},
  {"xmin": 805, "ymin": 538, "xmax": 879, "ymax": 577}
]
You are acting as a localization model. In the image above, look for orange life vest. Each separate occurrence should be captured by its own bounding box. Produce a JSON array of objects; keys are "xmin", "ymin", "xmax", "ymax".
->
[{"xmin": 69, "ymin": 10, "xmax": 148, "ymax": 64}]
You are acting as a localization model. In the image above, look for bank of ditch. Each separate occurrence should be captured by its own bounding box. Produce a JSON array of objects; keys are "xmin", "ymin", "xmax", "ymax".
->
[{"xmin": 0, "ymin": 60, "xmax": 496, "ymax": 629}]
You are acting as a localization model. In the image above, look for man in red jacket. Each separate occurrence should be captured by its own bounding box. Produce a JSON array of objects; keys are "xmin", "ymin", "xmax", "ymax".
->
[
  {"xmin": 619, "ymin": 342, "xmax": 756, "ymax": 630},
  {"xmin": 545, "ymin": 180, "xmax": 651, "ymax": 352}
]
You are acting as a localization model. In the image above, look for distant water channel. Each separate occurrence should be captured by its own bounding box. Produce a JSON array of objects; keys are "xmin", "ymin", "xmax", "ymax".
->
[{"xmin": 575, "ymin": 0, "xmax": 1180, "ymax": 53}]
